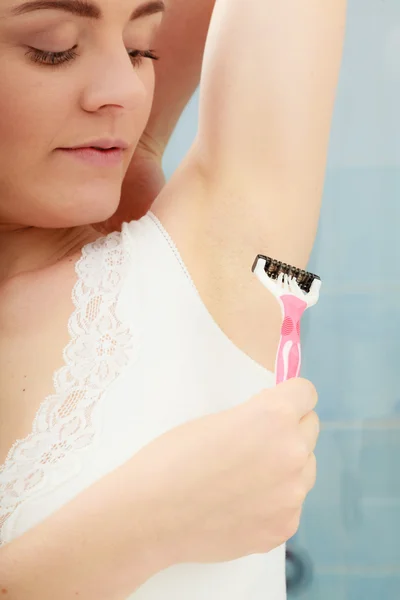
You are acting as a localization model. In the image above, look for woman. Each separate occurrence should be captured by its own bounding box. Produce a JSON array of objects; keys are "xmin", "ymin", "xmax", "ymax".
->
[{"xmin": 0, "ymin": 0, "xmax": 346, "ymax": 598}]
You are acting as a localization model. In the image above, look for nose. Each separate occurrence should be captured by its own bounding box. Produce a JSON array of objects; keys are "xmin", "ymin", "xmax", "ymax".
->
[{"xmin": 80, "ymin": 43, "xmax": 153, "ymax": 115}]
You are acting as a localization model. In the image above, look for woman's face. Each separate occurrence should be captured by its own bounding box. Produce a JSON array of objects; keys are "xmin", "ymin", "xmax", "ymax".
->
[{"xmin": 0, "ymin": 0, "xmax": 164, "ymax": 229}]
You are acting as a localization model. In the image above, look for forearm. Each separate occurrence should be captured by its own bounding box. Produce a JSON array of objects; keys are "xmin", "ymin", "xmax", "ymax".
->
[
  {"xmin": 0, "ymin": 461, "xmax": 171, "ymax": 600},
  {"xmin": 142, "ymin": 0, "xmax": 216, "ymax": 156}
]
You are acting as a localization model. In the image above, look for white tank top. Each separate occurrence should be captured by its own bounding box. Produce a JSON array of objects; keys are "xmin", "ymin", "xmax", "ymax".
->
[{"xmin": 0, "ymin": 212, "xmax": 285, "ymax": 599}]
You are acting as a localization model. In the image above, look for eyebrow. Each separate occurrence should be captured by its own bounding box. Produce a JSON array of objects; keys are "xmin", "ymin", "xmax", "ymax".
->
[{"xmin": 10, "ymin": 0, "xmax": 166, "ymax": 21}]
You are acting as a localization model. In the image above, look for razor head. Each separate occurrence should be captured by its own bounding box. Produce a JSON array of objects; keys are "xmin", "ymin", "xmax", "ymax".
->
[{"xmin": 252, "ymin": 254, "xmax": 321, "ymax": 295}]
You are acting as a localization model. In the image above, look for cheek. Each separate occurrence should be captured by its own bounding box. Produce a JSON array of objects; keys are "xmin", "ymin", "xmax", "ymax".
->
[
  {"xmin": 0, "ymin": 65, "xmax": 67, "ymax": 158},
  {"xmin": 134, "ymin": 64, "xmax": 156, "ymax": 134}
]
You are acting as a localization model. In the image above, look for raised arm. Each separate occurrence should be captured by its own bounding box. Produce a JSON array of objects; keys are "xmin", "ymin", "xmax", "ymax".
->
[
  {"xmin": 153, "ymin": 0, "xmax": 347, "ymax": 370},
  {"xmin": 196, "ymin": 0, "xmax": 346, "ymax": 267}
]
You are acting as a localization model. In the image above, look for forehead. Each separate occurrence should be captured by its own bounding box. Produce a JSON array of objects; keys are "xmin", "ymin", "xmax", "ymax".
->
[{"xmin": 1, "ymin": 0, "xmax": 165, "ymax": 21}]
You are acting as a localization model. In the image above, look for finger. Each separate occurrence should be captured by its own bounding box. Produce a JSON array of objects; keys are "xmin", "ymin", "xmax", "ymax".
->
[
  {"xmin": 299, "ymin": 411, "xmax": 320, "ymax": 454},
  {"xmin": 303, "ymin": 452, "xmax": 317, "ymax": 493},
  {"xmin": 274, "ymin": 378, "xmax": 318, "ymax": 419}
]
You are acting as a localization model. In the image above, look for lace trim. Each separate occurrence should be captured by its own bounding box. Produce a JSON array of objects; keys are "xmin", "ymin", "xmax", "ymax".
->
[{"xmin": 0, "ymin": 230, "xmax": 133, "ymax": 546}]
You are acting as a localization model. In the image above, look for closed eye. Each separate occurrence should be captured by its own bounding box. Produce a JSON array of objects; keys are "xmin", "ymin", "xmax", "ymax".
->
[{"xmin": 26, "ymin": 46, "xmax": 159, "ymax": 67}]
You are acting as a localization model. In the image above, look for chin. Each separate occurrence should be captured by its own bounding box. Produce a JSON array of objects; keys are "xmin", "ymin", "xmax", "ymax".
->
[
  {"xmin": 8, "ymin": 177, "xmax": 123, "ymax": 229},
  {"xmin": 53, "ymin": 182, "xmax": 123, "ymax": 228},
  {"xmin": 23, "ymin": 195, "xmax": 121, "ymax": 230}
]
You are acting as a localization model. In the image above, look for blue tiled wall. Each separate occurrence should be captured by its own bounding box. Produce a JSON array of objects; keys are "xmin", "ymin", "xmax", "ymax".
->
[
  {"xmin": 163, "ymin": 1, "xmax": 400, "ymax": 597},
  {"xmin": 295, "ymin": 0, "xmax": 400, "ymax": 595}
]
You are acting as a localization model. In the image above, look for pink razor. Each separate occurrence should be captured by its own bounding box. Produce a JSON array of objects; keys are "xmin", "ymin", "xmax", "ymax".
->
[{"xmin": 252, "ymin": 255, "xmax": 321, "ymax": 385}]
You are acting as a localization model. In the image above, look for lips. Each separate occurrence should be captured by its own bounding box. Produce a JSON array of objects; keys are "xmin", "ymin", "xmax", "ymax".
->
[
  {"xmin": 57, "ymin": 145, "xmax": 127, "ymax": 167},
  {"xmin": 91, "ymin": 146, "xmax": 117, "ymax": 150},
  {"xmin": 83, "ymin": 146, "xmax": 119, "ymax": 153},
  {"xmin": 63, "ymin": 139, "xmax": 130, "ymax": 151}
]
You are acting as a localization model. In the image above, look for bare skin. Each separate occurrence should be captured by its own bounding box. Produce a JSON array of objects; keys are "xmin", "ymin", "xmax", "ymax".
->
[
  {"xmin": 0, "ymin": 0, "xmax": 346, "ymax": 596},
  {"xmin": 1, "ymin": 379, "xmax": 319, "ymax": 599}
]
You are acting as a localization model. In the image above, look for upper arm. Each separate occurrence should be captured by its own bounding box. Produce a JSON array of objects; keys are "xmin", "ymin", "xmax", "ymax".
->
[
  {"xmin": 193, "ymin": 0, "xmax": 347, "ymax": 267},
  {"xmin": 152, "ymin": 0, "xmax": 347, "ymax": 370}
]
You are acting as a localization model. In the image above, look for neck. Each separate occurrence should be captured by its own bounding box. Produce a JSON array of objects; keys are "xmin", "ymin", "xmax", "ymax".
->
[{"xmin": 0, "ymin": 224, "xmax": 101, "ymax": 286}]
